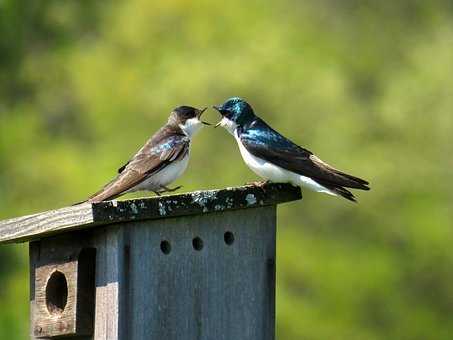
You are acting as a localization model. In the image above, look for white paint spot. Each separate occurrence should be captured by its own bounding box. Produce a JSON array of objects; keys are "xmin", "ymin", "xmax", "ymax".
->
[
  {"xmin": 245, "ymin": 194, "xmax": 257, "ymax": 206},
  {"xmin": 158, "ymin": 202, "xmax": 166, "ymax": 216},
  {"xmin": 225, "ymin": 197, "xmax": 234, "ymax": 208},
  {"xmin": 191, "ymin": 190, "xmax": 217, "ymax": 213},
  {"xmin": 130, "ymin": 202, "xmax": 138, "ymax": 214}
]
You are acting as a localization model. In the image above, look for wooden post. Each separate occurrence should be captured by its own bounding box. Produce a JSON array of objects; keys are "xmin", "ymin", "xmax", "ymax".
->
[{"xmin": 0, "ymin": 183, "xmax": 301, "ymax": 340}]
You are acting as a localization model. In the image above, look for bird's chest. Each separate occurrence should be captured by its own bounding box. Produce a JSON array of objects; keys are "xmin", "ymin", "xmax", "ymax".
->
[
  {"xmin": 155, "ymin": 153, "xmax": 190, "ymax": 185},
  {"xmin": 234, "ymin": 132, "xmax": 289, "ymax": 182},
  {"xmin": 160, "ymin": 154, "xmax": 189, "ymax": 184},
  {"xmin": 135, "ymin": 153, "xmax": 189, "ymax": 191}
]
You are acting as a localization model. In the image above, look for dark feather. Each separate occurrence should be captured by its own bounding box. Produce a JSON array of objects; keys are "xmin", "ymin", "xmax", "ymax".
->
[
  {"xmin": 85, "ymin": 125, "xmax": 189, "ymax": 203},
  {"xmin": 239, "ymin": 118, "xmax": 370, "ymax": 191},
  {"xmin": 314, "ymin": 179, "xmax": 357, "ymax": 202},
  {"xmin": 118, "ymin": 161, "xmax": 129, "ymax": 174}
]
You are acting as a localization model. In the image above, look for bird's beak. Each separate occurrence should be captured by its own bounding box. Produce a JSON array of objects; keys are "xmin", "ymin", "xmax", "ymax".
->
[
  {"xmin": 212, "ymin": 105, "xmax": 223, "ymax": 128},
  {"xmin": 197, "ymin": 107, "xmax": 211, "ymax": 125}
]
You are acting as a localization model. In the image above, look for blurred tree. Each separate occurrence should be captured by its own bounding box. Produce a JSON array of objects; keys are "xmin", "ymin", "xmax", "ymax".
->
[{"xmin": 1, "ymin": 0, "xmax": 452, "ymax": 339}]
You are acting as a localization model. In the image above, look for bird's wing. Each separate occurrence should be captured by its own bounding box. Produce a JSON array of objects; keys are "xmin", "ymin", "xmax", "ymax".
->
[
  {"xmin": 239, "ymin": 118, "xmax": 369, "ymax": 190},
  {"xmin": 88, "ymin": 134, "xmax": 190, "ymax": 202},
  {"xmin": 117, "ymin": 161, "xmax": 129, "ymax": 174}
]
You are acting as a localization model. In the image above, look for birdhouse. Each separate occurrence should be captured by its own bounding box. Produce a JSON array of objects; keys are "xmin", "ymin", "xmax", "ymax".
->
[{"xmin": 0, "ymin": 183, "xmax": 301, "ymax": 340}]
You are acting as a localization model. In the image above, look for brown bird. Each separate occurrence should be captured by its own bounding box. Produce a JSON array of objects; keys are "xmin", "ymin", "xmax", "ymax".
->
[{"xmin": 83, "ymin": 106, "xmax": 209, "ymax": 203}]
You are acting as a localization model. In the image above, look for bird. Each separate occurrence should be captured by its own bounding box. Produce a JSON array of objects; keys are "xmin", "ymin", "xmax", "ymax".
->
[
  {"xmin": 82, "ymin": 106, "xmax": 210, "ymax": 203},
  {"xmin": 213, "ymin": 97, "xmax": 370, "ymax": 202}
]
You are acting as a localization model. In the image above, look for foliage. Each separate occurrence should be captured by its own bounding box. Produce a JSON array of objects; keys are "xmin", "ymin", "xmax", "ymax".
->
[{"xmin": 1, "ymin": 1, "xmax": 452, "ymax": 339}]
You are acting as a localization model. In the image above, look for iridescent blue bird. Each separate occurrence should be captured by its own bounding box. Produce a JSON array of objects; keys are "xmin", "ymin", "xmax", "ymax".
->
[
  {"xmin": 83, "ymin": 106, "xmax": 210, "ymax": 203},
  {"xmin": 213, "ymin": 97, "xmax": 370, "ymax": 202}
]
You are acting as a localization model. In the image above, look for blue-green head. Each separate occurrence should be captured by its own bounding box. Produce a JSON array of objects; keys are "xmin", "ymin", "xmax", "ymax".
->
[{"xmin": 213, "ymin": 97, "xmax": 255, "ymax": 129}]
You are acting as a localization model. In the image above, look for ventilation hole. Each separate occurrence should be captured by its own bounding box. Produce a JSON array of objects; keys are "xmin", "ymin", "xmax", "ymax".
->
[
  {"xmin": 192, "ymin": 237, "xmax": 203, "ymax": 251},
  {"xmin": 160, "ymin": 240, "xmax": 171, "ymax": 255},
  {"xmin": 46, "ymin": 271, "xmax": 68, "ymax": 315},
  {"xmin": 224, "ymin": 231, "xmax": 235, "ymax": 245}
]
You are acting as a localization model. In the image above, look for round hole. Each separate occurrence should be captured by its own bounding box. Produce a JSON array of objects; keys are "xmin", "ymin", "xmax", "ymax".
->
[
  {"xmin": 46, "ymin": 271, "xmax": 68, "ymax": 315},
  {"xmin": 224, "ymin": 231, "xmax": 235, "ymax": 245},
  {"xmin": 160, "ymin": 240, "xmax": 171, "ymax": 255},
  {"xmin": 192, "ymin": 237, "xmax": 203, "ymax": 251}
]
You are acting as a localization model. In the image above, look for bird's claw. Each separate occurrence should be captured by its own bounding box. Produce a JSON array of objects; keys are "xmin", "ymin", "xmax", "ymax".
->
[
  {"xmin": 246, "ymin": 180, "xmax": 270, "ymax": 192},
  {"xmin": 159, "ymin": 185, "xmax": 182, "ymax": 193}
]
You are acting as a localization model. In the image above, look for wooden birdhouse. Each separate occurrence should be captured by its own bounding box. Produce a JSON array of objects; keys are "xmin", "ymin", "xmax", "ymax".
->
[{"xmin": 0, "ymin": 184, "xmax": 301, "ymax": 340}]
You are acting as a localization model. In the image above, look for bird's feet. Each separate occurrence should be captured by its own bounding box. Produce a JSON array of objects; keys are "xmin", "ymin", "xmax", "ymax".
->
[
  {"xmin": 153, "ymin": 185, "xmax": 181, "ymax": 196},
  {"xmin": 246, "ymin": 180, "xmax": 270, "ymax": 192},
  {"xmin": 158, "ymin": 185, "xmax": 182, "ymax": 194},
  {"xmin": 246, "ymin": 180, "xmax": 269, "ymax": 187}
]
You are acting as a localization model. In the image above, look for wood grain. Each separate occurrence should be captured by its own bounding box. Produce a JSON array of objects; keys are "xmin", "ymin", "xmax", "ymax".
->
[
  {"xmin": 30, "ymin": 234, "xmax": 95, "ymax": 339},
  {"xmin": 0, "ymin": 183, "xmax": 301, "ymax": 244},
  {"xmin": 98, "ymin": 206, "xmax": 277, "ymax": 340},
  {"xmin": 90, "ymin": 226, "xmax": 130, "ymax": 340}
]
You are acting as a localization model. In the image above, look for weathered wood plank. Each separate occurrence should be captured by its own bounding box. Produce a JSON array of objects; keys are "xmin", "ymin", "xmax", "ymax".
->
[
  {"xmin": 125, "ymin": 207, "xmax": 276, "ymax": 340},
  {"xmin": 30, "ymin": 233, "xmax": 95, "ymax": 340},
  {"xmin": 91, "ymin": 226, "xmax": 129, "ymax": 340},
  {"xmin": 0, "ymin": 183, "xmax": 301, "ymax": 244}
]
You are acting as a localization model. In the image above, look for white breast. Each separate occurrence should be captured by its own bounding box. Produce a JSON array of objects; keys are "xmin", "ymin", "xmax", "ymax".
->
[
  {"xmin": 233, "ymin": 131, "xmax": 336, "ymax": 196},
  {"xmin": 129, "ymin": 153, "xmax": 190, "ymax": 192}
]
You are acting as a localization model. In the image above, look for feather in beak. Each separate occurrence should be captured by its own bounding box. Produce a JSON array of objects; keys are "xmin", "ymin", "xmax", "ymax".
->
[
  {"xmin": 212, "ymin": 105, "xmax": 223, "ymax": 128},
  {"xmin": 197, "ymin": 107, "xmax": 211, "ymax": 125}
]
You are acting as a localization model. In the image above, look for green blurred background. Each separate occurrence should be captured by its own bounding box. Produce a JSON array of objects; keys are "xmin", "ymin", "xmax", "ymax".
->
[{"xmin": 1, "ymin": 0, "xmax": 453, "ymax": 339}]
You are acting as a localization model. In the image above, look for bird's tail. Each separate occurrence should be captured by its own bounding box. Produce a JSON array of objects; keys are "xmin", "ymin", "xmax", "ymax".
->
[
  {"xmin": 314, "ymin": 178, "xmax": 361, "ymax": 202},
  {"xmin": 72, "ymin": 199, "xmax": 87, "ymax": 206},
  {"xmin": 333, "ymin": 170, "xmax": 370, "ymax": 190},
  {"xmin": 327, "ymin": 185, "xmax": 357, "ymax": 202},
  {"xmin": 72, "ymin": 193, "xmax": 121, "ymax": 205},
  {"xmin": 309, "ymin": 155, "xmax": 370, "ymax": 191},
  {"xmin": 72, "ymin": 176, "xmax": 123, "ymax": 205}
]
